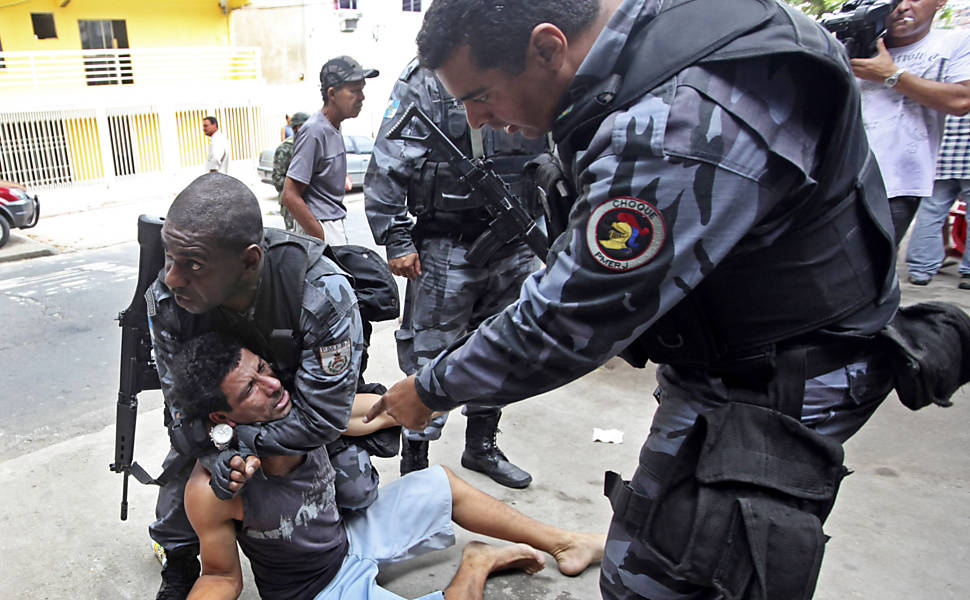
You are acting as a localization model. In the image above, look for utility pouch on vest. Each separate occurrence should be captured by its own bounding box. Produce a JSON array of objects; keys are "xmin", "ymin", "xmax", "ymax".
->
[
  {"xmin": 608, "ymin": 401, "xmax": 846, "ymax": 599},
  {"xmin": 408, "ymin": 160, "xmax": 437, "ymax": 217},
  {"xmin": 522, "ymin": 152, "xmax": 576, "ymax": 243}
]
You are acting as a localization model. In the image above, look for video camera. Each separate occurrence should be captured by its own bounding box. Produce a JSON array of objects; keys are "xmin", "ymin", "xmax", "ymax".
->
[{"xmin": 820, "ymin": 0, "xmax": 900, "ymax": 59}]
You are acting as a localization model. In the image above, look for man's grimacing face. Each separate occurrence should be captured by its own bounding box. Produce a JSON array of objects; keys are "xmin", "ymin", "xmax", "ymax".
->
[
  {"xmin": 215, "ymin": 348, "xmax": 291, "ymax": 425},
  {"xmin": 436, "ymin": 45, "xmax": 560, "ymax": 139}
]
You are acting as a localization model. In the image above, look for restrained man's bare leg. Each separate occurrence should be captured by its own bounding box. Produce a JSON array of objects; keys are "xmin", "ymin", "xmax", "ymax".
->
[{"xmin": 443, "ymin": 465, "xmax": 606, "ymax": 577}]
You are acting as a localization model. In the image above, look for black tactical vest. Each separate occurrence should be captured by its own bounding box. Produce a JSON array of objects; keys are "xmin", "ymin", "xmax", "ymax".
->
[
  {"xmin": 409, "ymin": 68, "xmax": 548, "ymax": 238},
  {"xmin": 208, "ymin": 229, "xmax": 329, "ymax": 390},
  {"xmin": 553, "ymin": 0, "xmax": 899, "ymax": 372}
]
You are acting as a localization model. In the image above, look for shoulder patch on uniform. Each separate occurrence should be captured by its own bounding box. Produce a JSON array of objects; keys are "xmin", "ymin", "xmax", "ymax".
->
[
  {"xmin": 318, "ymin": 339, "xmax": 352, "ymax": 376},
  {"xmin": 586, "ymin": 197, "xmax": 666, "ymax": 271},
  {"xmin": 383, "ymin": 98, "xmax": 401, "ymax": 120},
  {"xmin": 401, "ymin": 57, "xmax": 420, "ymax": 81}
]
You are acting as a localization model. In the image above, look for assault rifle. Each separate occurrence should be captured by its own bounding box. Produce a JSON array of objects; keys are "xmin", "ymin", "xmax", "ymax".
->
[
  {"xmin": 109, "ymin": 214, "xmax": 164, "ymax": 520},
  {"xmin": 386, "ymin": 103, "xmax": 549, "ymax": 265}
]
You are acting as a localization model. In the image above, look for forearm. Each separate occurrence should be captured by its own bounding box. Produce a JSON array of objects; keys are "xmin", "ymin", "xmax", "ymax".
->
[
  {"xmin": 345, "ymin": 393, "xmax": 397, "ymax": 435},
  {"xmin": 281, "ymin": 180, "xmax": 325, "ymax": 240},
  {"xmin": 893, "ymin": 75, "xmax": 970, "ymax": 116},
  {"xmin": 851, "ymin": 41, "xmax": 970, "ymax": 116},
  {"xmin": 187, "ymin": 575, "xmax": 242, "ymax": 600},
  {"xmin": 282, "ymin": 193, "xmax": 324, "ymax": 239}
]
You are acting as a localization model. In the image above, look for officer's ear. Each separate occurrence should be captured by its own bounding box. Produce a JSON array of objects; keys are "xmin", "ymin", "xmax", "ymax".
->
[
  {"xmin": 210, "ymin": 412, "xmax": 237, "ymax": 427},
  {"xmin": 528, "ymin": 23, "xmax": 567, "ymax": 71},
  {"xmin": 240, "ymin": 243, "xmax": 262, "ymax": 274}
]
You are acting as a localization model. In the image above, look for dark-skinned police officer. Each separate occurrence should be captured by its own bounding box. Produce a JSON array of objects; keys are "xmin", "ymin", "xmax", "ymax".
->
[{"xmin": 149, "ymin": 174, "xmax": 378, "ymax": 599}]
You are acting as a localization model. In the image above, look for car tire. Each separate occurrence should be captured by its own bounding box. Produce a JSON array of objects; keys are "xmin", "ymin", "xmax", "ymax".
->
[{"xmin": 0, "ymin": 217, "xmax": 10, "ymax": 249}]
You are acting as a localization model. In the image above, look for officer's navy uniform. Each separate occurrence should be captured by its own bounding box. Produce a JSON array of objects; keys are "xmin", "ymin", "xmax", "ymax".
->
[
  {"xmin": 410, "ymin": 0, "xmax": 901, "ymax": 597},
  {"xmin": 365, "ymin": 61, "xmax": 546, "ymax": 487}
]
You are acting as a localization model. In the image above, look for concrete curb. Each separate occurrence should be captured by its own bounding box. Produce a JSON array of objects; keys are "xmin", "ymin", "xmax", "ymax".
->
[{"xmin": 0, "ymin": 232, "xmax": 56, "ymax": 263}]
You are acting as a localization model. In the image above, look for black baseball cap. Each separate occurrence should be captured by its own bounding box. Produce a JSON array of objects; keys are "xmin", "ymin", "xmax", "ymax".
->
[{"xmin": 319, "ymin": 56, "xmax": 379, "ymax": 91}]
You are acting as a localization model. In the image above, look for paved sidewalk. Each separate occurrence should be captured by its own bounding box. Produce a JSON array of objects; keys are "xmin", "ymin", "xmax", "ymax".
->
[{"xmin": 0, "ymin": 166, "xmax": 281, "ymax": 262}]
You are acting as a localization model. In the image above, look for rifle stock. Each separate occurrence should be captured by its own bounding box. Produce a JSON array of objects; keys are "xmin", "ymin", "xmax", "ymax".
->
[
  {"xmin": 386, "ymin": 103, "xmax": 549, "ymax": 264},
  {"xmin": 110, "ymin": 214, "xmax": 164, "ymax": 520}
]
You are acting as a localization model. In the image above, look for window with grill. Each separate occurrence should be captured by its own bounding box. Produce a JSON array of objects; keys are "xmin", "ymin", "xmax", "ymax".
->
[
  {"xmin": 78, "ymin": 20, "xmax": 133, "ymax": 86},
  {"xmin": 335, "ymin": 0, "xmax": 358, "ymax": 8},
  {"xmin": 403, "ymin": 0, "xmax": 421, "ymax": 11}
]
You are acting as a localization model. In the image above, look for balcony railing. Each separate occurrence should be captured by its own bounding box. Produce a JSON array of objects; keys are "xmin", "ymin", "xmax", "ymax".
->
[{"xmin": 0, "ymin": 46, "xmax": 261, "ymax": 91}]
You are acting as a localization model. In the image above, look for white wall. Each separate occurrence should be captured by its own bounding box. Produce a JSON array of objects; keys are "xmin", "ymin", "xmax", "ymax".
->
[{"xmin": 233, "ymin": 0, "xmax": 428, "ymax": 139}]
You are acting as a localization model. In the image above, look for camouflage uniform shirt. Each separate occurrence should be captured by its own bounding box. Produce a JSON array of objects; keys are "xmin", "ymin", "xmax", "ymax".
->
[
  {"xmin": 413, "ymin": 0, "xmax": 895, "ymax": 410},
  {"xmin": 150, "ymin": 232, "xmax": 364, "ymax": 456},
  {"xmin": 272, "ymin": 136, "xmax": 295, "ymax": 194}
]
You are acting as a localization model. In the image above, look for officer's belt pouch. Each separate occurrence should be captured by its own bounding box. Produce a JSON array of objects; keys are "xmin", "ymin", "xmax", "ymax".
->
[
  {"xmin": 407, "ymin": 160, "xmax": 436, "ymax": 216},
  {"xmin": 639, "ymin": 402, "xmax": 847, "ymax": 599}
]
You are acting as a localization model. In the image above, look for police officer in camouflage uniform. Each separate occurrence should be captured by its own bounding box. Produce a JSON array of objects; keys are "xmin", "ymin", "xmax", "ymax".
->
[
  {"xmin": 364, "ymin": 60, "xmax": 546, "ymax": 488},
  {"xmin": 272, "ymin": 111, "xmax": 310, "ymax": 231},
  {"xmin": 148, "ymin": 173, "xmax": 378, "ymax": 600},
  {"xmin": 368, "ymin": 0, "xmax": 902, "ymax": 598}
]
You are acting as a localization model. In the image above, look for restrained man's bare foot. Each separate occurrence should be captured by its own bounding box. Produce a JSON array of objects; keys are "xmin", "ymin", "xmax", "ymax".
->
[
  {"xmin": 549, "ymin": 532, "xmax": 607, "ymax": 576},
  {"xmin": 463, "ymin": 541, "xmax": 546, "ymax": 575}
]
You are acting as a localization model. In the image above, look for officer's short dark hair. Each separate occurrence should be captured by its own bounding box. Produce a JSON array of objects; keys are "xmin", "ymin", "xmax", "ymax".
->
[
  {"xmin": 417, "ymin": 0, "xmax": 600, "ymax": 74},
  {"xmin": 165, "ymin": 173, "xmax": 263, "ymax": 253},
  {"xmin": 204, "ymin": 115, "xmax": 218, "ymax": 127},
  {"xmin": 171, "ymin": 332, "xmax": 242, "ymax": 419}
]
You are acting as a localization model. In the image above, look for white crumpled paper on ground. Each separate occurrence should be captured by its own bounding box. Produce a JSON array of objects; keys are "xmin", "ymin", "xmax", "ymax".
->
[{"xmin": 592, "ymin": 428, "xmax": 624, "ymax": 444}]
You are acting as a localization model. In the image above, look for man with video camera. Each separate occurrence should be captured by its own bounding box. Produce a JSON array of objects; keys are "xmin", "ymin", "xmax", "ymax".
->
[{"xmin": 850, "ymin": 0, "xmax": 970, "ymax": 257}]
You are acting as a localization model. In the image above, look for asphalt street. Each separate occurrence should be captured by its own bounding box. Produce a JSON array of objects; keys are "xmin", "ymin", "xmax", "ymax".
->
[{"xmin": 0, "ymin": 171, "xmax": 968, "ymax": 599}]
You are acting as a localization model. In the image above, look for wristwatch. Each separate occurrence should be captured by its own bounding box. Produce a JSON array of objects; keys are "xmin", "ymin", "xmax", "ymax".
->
[
  {"xmin": 884, "ymin": 68, "xmax": 905, "ymax": 88},
  {"xmin": 210, "ymin": 423, "xmax": 234, "ymax": 451}
]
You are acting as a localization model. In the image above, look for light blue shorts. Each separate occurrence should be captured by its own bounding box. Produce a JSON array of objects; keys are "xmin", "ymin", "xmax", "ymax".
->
[{"xmin": 313, "ymin": 465, "xmax": 455, "ymax": 600}]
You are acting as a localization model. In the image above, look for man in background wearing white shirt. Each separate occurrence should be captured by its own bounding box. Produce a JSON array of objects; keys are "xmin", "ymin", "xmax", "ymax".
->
[
  {"xmin": 851, "ymin": 0, "xmax": 970, "ymax": 273},
  {"xmin": 203, "ymin": 116, "xmax": 229, "ymax": 175}
]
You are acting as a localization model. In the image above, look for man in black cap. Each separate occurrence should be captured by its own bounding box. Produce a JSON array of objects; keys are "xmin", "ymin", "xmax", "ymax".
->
[{"xmin": 281, "ymin": 56, "xmax": 378, "ymax": 245}]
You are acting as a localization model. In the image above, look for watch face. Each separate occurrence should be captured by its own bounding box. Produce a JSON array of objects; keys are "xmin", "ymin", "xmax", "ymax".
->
[{"xmin": 210, "ymin": 423, "xmax": 234, "ymax": 446}]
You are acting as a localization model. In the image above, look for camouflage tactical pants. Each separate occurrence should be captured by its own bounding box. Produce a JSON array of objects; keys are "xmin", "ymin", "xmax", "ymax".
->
[
  {"xmin": 396, "ymin": 236, "xmax": 538, "ymax": 441},
  {"xmin": 599, "ymin": 354, "xmax": 895, "ymax": 599}
]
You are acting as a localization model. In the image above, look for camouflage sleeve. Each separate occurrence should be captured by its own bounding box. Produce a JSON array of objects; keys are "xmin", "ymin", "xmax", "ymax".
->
[
  {"xmin": 413, "ymin": 66, "xmax": 818, "ymax": 410},
  {"xmin": 147, "ymin": 278, "xmax": 213, "ymax": 458},
  {"xmin": 148, "ymin": 279, "xmax": 178, "ymax": 402},
  {"xmin": 271, "ymin": 141, "xmax": 291, "ymax": 193},
  {"xmin": 234, "ymin": 270, "xmax": 363, "ymax": 455},
  {"xmin": 363, "ymin": 67, "xmax": 435, "ymax": 259}
]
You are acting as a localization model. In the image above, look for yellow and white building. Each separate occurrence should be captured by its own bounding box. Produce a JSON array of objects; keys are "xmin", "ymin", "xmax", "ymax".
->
[
  {"xmin": 0, "ymin": 0, "xmax": 279, "ymax": 189},
  {"xmin": 0, "ymin": 0, "xmax": 430, "ymax": 191}
]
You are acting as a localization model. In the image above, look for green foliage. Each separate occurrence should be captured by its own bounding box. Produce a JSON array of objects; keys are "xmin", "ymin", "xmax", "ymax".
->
[{"xmin": 792, "ymin": 0, "xmax": 845, "ymax": 18}]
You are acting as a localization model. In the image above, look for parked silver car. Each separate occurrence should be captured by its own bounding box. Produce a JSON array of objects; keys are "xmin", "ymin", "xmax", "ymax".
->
[
  {"xmin": 256, "ymin": 134, "xmax": 374, "ymax": 191},
  {"xmin": 343, "ymin": 135, "xmax": 374, "ymax": 189}
]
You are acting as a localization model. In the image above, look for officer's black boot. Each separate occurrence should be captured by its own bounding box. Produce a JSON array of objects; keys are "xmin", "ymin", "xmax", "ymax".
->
[
  {"xmin": 155, "ymin": 546, "xmax": 200, "ymax": 600},
  {"xmin": 400, "ymin": 430, "xmax": 430, "ymax": 476},
  {"xmin": 461, "ymin": 413, "xmax": 532, "ymax": 489}
]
